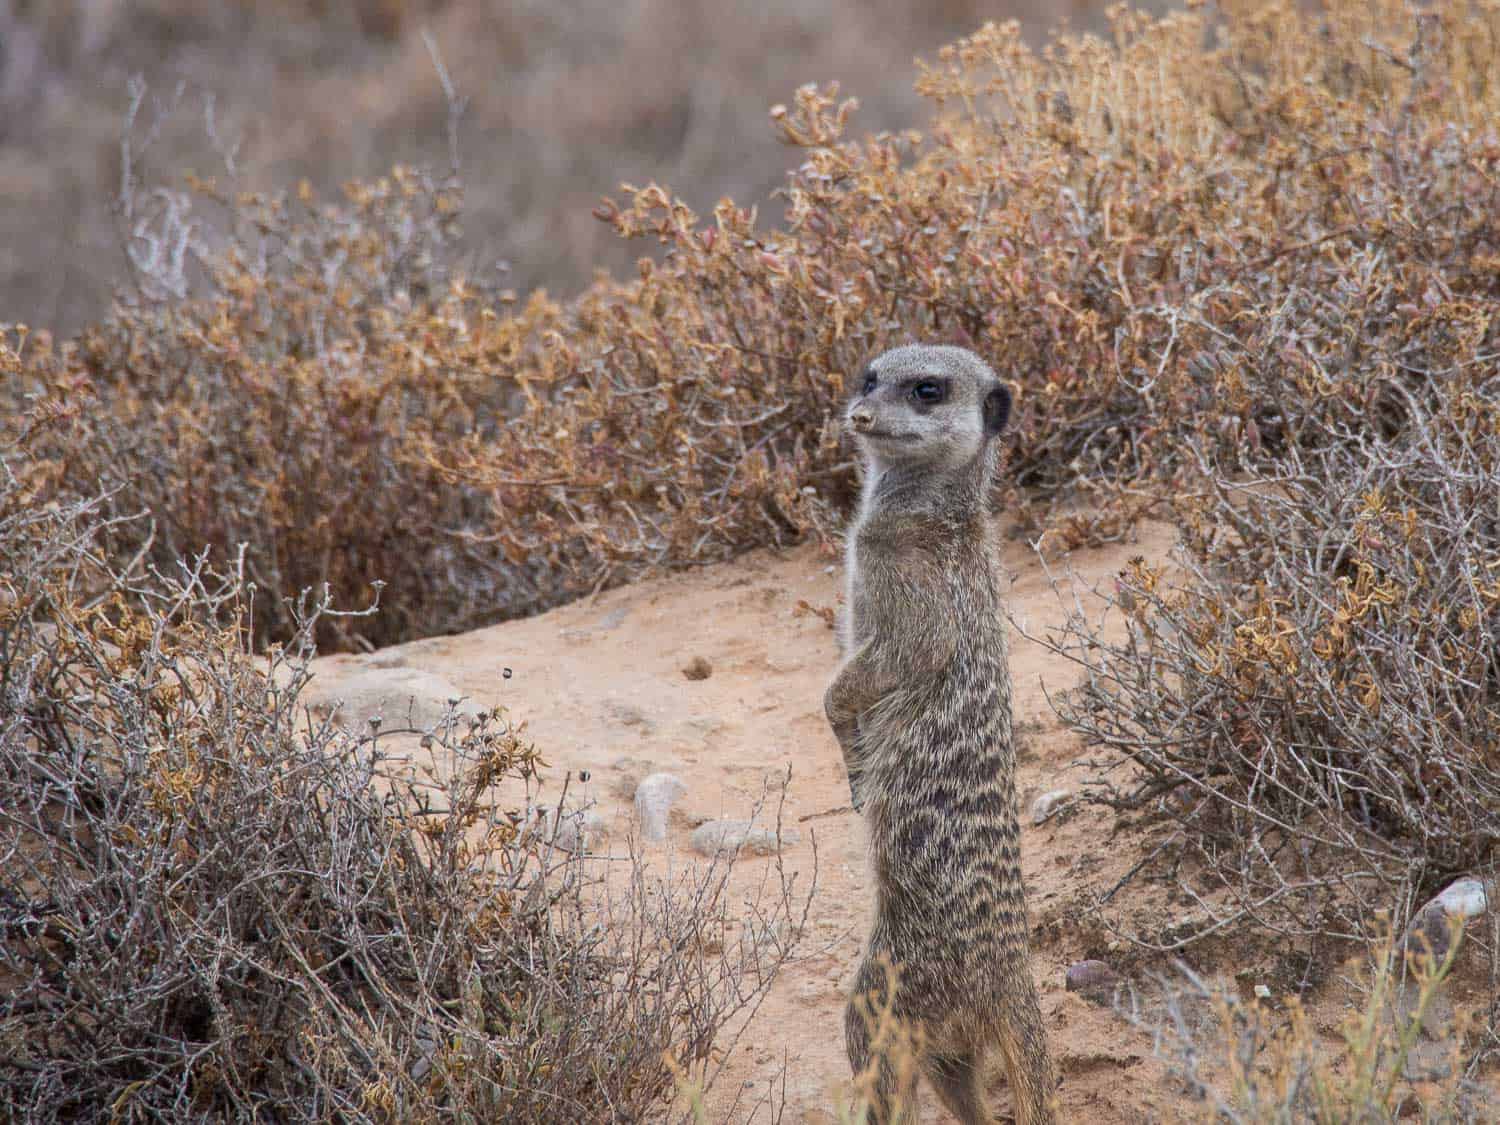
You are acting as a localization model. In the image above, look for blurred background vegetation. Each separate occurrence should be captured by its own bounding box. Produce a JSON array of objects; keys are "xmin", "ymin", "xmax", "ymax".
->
[{"xmin": 0, "ymin": 0, "xmax": 1132, "ymax": 336}]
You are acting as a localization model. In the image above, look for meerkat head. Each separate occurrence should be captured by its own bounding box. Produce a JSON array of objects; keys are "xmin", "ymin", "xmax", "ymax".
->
[{"xmin": 845, "ymin": 344, "xmax": 1011, "ymax": 474}]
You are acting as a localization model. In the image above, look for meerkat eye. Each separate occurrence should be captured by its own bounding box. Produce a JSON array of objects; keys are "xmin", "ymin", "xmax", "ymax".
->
[
  {"xmin": 861, "ymin": 370, "xmax": 878, "ymax": 395},
  {"xmin": 911, "ymin": 380, "xmax": 945, "ymax": 404}
]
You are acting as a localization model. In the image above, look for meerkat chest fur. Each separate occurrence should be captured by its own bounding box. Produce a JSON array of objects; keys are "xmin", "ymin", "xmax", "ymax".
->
[{"xmin": 851, "ymin": 501, "xmax": 1016, "ymax": 828}]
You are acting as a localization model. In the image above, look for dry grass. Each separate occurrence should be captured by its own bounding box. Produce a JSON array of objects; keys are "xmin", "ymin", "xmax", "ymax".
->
[{"xmin": 1125, "ymin": 922, "xmax": 1490, "ymax": 1121}]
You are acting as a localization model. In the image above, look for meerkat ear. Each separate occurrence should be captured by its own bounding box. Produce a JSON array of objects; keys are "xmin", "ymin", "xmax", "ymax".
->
[{"xmin": 982, "ymin": 384, "xmax": 1011, "ymax": 436}]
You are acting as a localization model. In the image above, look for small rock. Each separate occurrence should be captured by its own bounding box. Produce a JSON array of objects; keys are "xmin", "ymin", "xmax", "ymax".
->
[
  {"xmin": 523, "ymin": 803, "xmax": 607, "ymax": 854},
  {"xmin": 634, "ymin": 772, "xmax": 687, "ymax": 841},
  {"xmin": 690, "ymin": 819, "xmax": 799, "ymax": 857},
  {"xmin": 308, "ymin": 667, "xmax": 485, "ymax": 734},
  {"xmin": 1403, "ymin": 877, "xmax": 1491, "ymax": 963},
  {"xmin": 1434, "ymin": 877, "xmax": 1489, "ymax": 918},
  {"xmin": 604, "ymin": 698, "xmax": 652, "ymax": 730},
  {"xmin": 1031, "ymin": 788, "xmax": 1074, "ymax": 826},
  {"xmin": 681, "ymin": 655, "xmax": 713, "ymax": 681},
  {"xmin": 1064, "ymin": 959, "xmax": 1119, "ymax": 1000},
  {"xmin": 409, "ymin": 1034, "xmax": 437, "ymax": 1082},
  {"xmin": 596, "ymin": 606, "xmax": 630, "ymax": 632},
  {"xmin": 550, "ymin": 808, "xmax": 608, "ymax": 854}
]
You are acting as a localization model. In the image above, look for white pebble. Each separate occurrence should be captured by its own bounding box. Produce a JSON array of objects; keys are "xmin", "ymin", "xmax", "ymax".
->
[
  {"xmin": 1031, "ymin": 788, "xmax": 1074, "ymax": 826},
  {"xmin": 690, "ymin": 819, "xmax": 799, "ymax": 856},
  {"xmin": 551, "ymin": 808, "xmax": 608, "ymax": 854},
  {"xmin": 1434, "ymin": 878, "xmax": 1488, "ymax": 919},
  {"xmin": 634, "ymin": 772, "xmax": 687, "ymax": 841}
]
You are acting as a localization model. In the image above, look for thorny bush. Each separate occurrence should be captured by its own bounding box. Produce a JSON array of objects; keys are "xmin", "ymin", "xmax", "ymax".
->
[
  {"xmin": 7, "ymin": 161, "xmax": 562, "ymax": 650},
  {"xmin": 1008, "ymin": 1, "xmax": 1500, "ymax": 948},
  {"xmin": 0, "ymin": 425, "xmax": 808, "ymax": 1120}
]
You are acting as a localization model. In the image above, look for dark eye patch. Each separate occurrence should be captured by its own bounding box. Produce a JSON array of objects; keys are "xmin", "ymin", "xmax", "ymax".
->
[
  {"xmin": 860, "ymin": 367, "xmax": 877, "ymax": 395},
  {"xmin": 910, "ymin": 379, "xmax": 945, "ymax": 405}
]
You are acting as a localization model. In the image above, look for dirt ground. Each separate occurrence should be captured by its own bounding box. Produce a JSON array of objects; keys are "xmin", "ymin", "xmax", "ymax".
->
[
  {"xmin": 299, "ymin": 520, "xmax": 1185, "ymax": 1121},
  {"xmin": 298, "ymin": 522, "xmax": 1490, "ymax": 1122}
]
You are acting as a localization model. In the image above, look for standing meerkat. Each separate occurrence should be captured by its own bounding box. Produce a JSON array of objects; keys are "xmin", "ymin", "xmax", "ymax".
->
[{"xmin": 826, "ymin": 344, "xmax": 1057, "ymax": 1124}]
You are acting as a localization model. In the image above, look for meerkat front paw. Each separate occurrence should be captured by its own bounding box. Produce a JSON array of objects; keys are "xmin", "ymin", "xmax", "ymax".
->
[{"xmin": 848, "ymin": 773, "xmax": 867, "ymax": 813}]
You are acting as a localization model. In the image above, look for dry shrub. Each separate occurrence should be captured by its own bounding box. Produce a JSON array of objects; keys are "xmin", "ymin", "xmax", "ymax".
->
[
  {"xmin": 1, "ymin": 0, "xmax": 1117, "ymax": 336},
  {"xmin": 8, "ymin": 160, "xmax": 572, "ymax": 650},
  {"xmin": 438, "ymin": 0, "xmax": 1500, "ymax": 613},
  {"xmin": 1041, "ymin": 372, "xmax": 1500, "ymax": 944},
  {"xmin": 0, "ymin": 424, "xmax": 809, "ymax": 1120},
  {"xmin": 997, "ymin": 0, "xmax": 1500, "ymax": 954},
  {"xmin": 17, "ymin": 0, "xmax": 1495, "ymax": 655},
  {"xmin": 1126, "ymin": 924, "xmax": 1490, "ymax": 1121}
]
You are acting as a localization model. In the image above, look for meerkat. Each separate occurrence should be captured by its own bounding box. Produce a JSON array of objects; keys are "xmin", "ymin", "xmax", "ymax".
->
[{"xmin": 826, "ymin": 344, "xmax": 1057, "ymax": 1124}]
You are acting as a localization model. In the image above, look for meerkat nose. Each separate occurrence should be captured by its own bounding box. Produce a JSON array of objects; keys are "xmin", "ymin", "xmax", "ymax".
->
[{"xmin": 849, "ymin": 406, "xmax": 874, "ymax": 430}]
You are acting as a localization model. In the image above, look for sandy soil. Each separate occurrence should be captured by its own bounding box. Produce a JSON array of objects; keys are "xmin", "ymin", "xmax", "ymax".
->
[
  {"xmin": 298, "ymin": 520, "xmax": 1206, "ymax": 1121},
  {"xmin": 297, "ymin": 522, "xmax": 1495, "ymax": 1122}
]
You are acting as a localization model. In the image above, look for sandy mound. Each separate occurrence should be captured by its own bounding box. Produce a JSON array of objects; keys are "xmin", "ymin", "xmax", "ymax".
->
[{"xmin": 298, "ymin": 520, "xmax": 1219, "ymax": 1121}]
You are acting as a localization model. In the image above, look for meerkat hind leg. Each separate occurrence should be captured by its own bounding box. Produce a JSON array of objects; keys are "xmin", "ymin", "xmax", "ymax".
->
[
  {"xmin": 925, "ymin": 1047, "xmax": 993, "ymax": 1125},
  {"xmin": 845, "ymin": 955, "xmax": 921, "ymax": 1125},
  {"xmin": 993, "ymin": 990, "xmax": 1058, "ymax": 1125}
]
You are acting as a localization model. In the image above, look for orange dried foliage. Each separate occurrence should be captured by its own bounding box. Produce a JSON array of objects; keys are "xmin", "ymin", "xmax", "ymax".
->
[{"xmin": 5, "ymin": 0, "xmax": 1498, "ymax": 661}]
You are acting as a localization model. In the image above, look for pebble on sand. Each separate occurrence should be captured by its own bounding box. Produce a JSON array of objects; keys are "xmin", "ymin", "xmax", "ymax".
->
[
  {"xmin": 634, "ymin": 772, "xmax": 687, "ymax": 841},
  {"xmin": 690, "ymin": 819, "xmax": 799, "ymax": 857},
  {"xmin": 1031, "ymin": 788, "xmax": 1074, "ymax": 826},
  {"xmin": 1403, "ymin": 877, "xmax": 1491, "ymax": 963},
  {"xmin": 1064, "ymin": 959, "xmax": 1119, "ymax": 1000}
]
